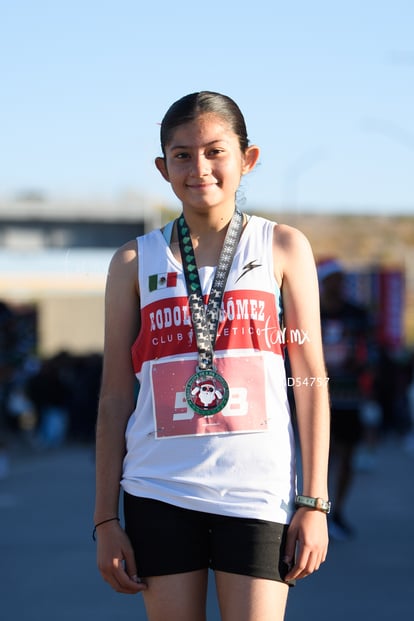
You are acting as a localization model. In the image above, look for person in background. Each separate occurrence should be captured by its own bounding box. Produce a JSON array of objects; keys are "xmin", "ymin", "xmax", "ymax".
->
[
  {"xmin": 0, "ymin": 301, "xmax": 18, "ymax": 478},
  {"xmin": 318, "ymin": 258, "xmax": 377, "ymax": 540}
]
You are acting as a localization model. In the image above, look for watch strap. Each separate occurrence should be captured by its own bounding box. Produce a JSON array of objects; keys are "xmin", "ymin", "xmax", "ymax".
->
[{"xmin": 295, "ymin": 495, "xmax": 331, "ymax": 514}]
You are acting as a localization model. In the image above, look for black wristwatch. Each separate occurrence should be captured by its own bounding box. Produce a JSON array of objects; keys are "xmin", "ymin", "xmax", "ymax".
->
[{"xmin": 295, "ymin": 495, "xmax": 331, "ymax": 514}]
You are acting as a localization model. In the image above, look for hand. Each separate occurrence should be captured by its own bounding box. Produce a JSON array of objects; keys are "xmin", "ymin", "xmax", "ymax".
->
[
  {"xmin": 284, "ymin": 508, "xmax": 329, "ymax": 581},
  {"xmin": 96, "ymin": 521, "xmax": 147, "ymax": 594}
]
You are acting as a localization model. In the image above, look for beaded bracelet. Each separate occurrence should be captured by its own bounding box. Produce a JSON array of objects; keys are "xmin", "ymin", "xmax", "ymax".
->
[{"xmin": 92, "ymin": 517, "xmax": 120, "ymax": 541}]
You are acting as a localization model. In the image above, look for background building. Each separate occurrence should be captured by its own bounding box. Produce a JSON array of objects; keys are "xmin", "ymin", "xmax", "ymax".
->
[{"xmin": 0, "ymin": 194, "xmax": 160, "ymax": 355}]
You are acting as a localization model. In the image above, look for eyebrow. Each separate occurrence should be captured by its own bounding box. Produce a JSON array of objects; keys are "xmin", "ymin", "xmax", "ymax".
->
[{"xmin": 168, "ymin": 139, "xmax": 227, "ymax": 151}]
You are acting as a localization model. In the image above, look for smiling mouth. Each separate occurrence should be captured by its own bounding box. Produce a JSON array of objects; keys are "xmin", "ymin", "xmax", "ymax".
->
[{"xmin": 186, "ymin": 182, "xmax": 218, "ymax": 189}]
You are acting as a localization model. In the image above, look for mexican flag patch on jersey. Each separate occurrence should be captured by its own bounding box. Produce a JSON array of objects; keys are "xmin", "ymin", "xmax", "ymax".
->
[{"xmin": 148, "ymin": 272, "xmax": 178, "ymax": 292}]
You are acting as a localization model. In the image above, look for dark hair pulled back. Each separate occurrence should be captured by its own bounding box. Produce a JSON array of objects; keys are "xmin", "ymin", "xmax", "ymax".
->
[{"xmin": 160, "ymin": 91, "xmax": 250, "ymax": 156}]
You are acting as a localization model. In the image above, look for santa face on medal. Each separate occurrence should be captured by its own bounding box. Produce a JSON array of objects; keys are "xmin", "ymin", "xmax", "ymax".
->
[
  {"xmin": 193, "ymin": 381, "xmax": 222, "ymax": 407},
  {"xmin": 185, "ymin": 369, "xmax": 230, "ymax": 416}
]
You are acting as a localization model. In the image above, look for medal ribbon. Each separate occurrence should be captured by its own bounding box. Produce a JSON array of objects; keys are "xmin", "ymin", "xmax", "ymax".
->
[{"xmin": 177, "ymin": 210, "xmax": 244, "ymax": 371}]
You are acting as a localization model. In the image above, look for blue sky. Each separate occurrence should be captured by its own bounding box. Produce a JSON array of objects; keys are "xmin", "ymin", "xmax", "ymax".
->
[{"xmin": 1, "ymin": 0, "xmax": 413, "ymax": 214}]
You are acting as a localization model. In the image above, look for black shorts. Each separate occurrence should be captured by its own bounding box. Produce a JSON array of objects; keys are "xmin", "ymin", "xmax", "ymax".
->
[{"xmin": 124, "ymin": 493, "xmax": 294, "ymax": 585}]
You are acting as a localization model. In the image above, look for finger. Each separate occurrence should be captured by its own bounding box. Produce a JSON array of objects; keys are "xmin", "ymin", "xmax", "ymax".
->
[
  {"xmin": 287, "ymin": 547, "xmax": 325, "ymax": 580},
  {"xmin": 123, "ymin": 548, "xmax": 140, "ymax": 583},
  {"xmin": 285, "ymin": 548, "xmax": 311, "ymax": 581},
  {"xmin": 122, "ymin": 541, "xmax": 147, "ymax": 591},
  {"xmin": 111, "ymin": 557, "xmax": 147, "ymax": 593}
]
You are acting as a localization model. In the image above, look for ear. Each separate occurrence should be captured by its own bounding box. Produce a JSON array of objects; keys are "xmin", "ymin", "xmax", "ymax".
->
[
  {"xmin": 155, "ymin": 156, "xmax": 170, "ymax": 182},
  {"xmin": 241, "ymin": 145, "xmax": 260, "ymax": 175}
]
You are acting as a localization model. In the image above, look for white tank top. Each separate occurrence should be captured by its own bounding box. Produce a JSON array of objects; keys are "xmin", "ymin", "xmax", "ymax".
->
[{"xmin": 121, "ymin": 215, "xmax": 296, "ymax": 523}]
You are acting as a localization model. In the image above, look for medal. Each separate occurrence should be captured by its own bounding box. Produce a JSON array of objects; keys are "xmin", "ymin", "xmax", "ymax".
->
[
  {"xmin": 185, "ymin": 368, "xmax": 230, "ymax": 416},
  {"xmin": 177, "ymin": 210, "xmax": 244, "ymax": 415}
]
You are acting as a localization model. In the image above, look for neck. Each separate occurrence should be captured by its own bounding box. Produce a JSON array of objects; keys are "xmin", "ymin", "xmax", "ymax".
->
[
  {"xmin": 173, "ymin": 206, "xmax": 239, "ymax": 268},
  {"xmin": 181, "ymin": 204, "xmax": 236, "ymax": 237}
]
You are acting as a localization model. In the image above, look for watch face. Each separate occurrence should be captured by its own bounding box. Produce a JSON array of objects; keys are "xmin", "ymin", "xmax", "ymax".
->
[{"xmin": 315, "ymin": 498, "xmax": 331, "ymax": 513}]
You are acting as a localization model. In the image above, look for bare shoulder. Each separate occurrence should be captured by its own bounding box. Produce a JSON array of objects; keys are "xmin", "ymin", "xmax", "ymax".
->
[
  {"xmin": 273, "ymin": 223, "xmax": 315, "ymax": 283},
  {"xmin": 273, "ymin": 223, "xmax": 312, "ymax": 252},
  {"xmin": 106, "ymin": 239, "xmax": 139, "ymax": 296},
  {"xmin": 108, "ymin": 239, "xmax": 138, "ymax": 276},
  {"xmin": 109, "ymin": 239, "xmax": 138, "ymax": 269}
]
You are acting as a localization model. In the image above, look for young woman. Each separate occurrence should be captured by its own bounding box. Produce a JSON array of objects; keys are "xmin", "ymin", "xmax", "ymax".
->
[{"xmin": 94, "ymin": 91, "xmax": 330, "ymax": 621}]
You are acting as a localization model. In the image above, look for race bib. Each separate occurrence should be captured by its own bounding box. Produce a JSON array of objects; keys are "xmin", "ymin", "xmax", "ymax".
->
[{"xmin": 151, "ymin": 354, "xmax": 268, "ymax": 438}]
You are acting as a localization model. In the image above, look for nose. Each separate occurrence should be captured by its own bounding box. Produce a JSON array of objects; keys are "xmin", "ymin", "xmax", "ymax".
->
[{"xmin": 190, "ymin": 153, "xmax": 210, "ymax": 177}]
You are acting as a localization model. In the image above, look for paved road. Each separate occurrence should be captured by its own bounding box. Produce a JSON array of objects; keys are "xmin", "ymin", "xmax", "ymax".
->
[{"xmin": 1, "ymin": 436, "xmax": 413, "ymax": 620}]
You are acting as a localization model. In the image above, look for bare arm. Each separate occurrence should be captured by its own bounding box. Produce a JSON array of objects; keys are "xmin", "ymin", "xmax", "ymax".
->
[
  {"xmin": 94, "ymin": 240, "xmax": 146, "ymax": 593},
  {"xmin": 273, "ymin": 224, "xmax": 330, "ymax": 580}
]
